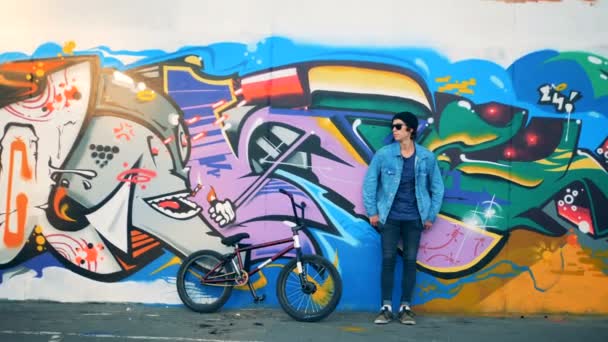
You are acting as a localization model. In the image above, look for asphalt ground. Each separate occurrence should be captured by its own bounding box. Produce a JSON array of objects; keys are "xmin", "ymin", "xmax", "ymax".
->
[{"xmin": 1, "ymin": 301, "xmax": 607, "ymax": 342}]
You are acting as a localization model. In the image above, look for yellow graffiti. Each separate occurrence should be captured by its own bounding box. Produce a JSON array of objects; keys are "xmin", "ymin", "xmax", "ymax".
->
[
  {"xmin": 288, "ymin": 252, "xmax": 341, "ymax": 307},
  {"xmin": 566, "ymin": 157, "xmax": 605, "ymax": 171},
  {"xmin": 184, "ymin": 55, "xmax": 202, "ymax": 67},
  {"xmin": 458, "ymin": 165, "xmax": 543, "ymax": 187},
  {"xmin": 554, "ymin": 152, "xmax": 573, "ymax": 160},
  {"xmin": 555, "ymin": 83, "xmax": 568, "ymax": 92},
  {"xmin": 35, "ymin": 235, "xmax": 45, "ymax": 245},
  {"xmin": 427, "ymin": 133, "xmax": 499, "ymax": 152},
  {"xmin": 236, "ymin": 270, "xmax": 268, "ymax": 291},
  {"xmin": 136, "ymin": 89, "xmax": 157, "ymax": 102},
  {"xmin": 317, "ymin": 117, "xmax": 366, "ymax": 165},
  {"xmin": 33, "ymin": 225, "xmax": 46, "ymax": 252},
  {"xmin": 340, "ymin": 326, "xmax": 366, "ymax": 333},
  {"xmin": 151, "ymin": 256, "xmax": 182, "ymax": 275},
  {"xmin": 435, "ymin": 76, "xmax": 452, "ymax": 83},
  {"xmin": 332, "ymin": 250, "xmax": 340, "ymax": 269},
  {"xmin": 437, "ymin": 154, "xmax": 451, "ymax": 163},
  {"xmin": 437, "ymin": 76, "xmax": 477, "ymax": 95},
  {"xmin": 308, "ymin": 66, "xmax": 432, "ymax": 110},
  {"xmin": 419, "ymin": 284, "xmax": 438, "ymax": 295},
  {"xmin": 59, "ymin": 204, "xmax": 76, "ymax": 222},
  {"xmin": 62, "ymin": 41, "xmax": 76, "ymax": 55},
  {"xmin": 543, "ymin": 154, "xmax": 601, "ymax": 173},
  {"xmin": 534, "ymin": 158, "xmax": 560, "ymax": 166},
  {"xmin": 294, "ymin": 268, "xmax": 336, "ymax": 307}
]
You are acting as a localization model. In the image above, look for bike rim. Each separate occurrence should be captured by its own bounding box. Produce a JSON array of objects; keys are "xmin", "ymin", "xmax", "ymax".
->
[
  {"xmin": 282, "ymin": 261, "xmax": 337, "ymax": 315},
  {"xmin": 182, "ymin": 255, "xmax": 228, "ymax": 304}
]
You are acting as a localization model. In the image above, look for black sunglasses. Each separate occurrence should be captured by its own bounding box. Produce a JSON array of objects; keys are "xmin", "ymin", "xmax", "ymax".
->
[{"xmin": 391, "ymin": 124, "xmax": 404, "ymax": 130}]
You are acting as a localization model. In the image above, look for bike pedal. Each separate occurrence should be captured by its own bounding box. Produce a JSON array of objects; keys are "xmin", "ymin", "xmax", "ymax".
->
[{"xmin": 254, "ymin": 294, "xmax": 266, "ymax": 303}]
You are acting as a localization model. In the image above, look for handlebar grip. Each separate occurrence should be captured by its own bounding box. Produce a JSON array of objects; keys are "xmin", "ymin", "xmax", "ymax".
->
[{"xmin": 279, "ymin": 188, "xmax": 292, "ymax": 197}]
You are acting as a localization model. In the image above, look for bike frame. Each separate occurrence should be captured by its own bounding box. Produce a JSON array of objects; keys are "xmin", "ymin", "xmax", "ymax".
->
[
  {"xmin": 202, "ymin": 189, "xmax": 307, "ymax": 288},
  {"xmin": 202, "ymin": 233, "xmax": 303, "ymax": 286}
]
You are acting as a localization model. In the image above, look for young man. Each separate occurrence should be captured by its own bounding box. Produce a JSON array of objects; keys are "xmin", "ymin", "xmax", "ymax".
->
[{"xmin": 362, "ymin": 112, "xmax": 444, "ymax": 325}]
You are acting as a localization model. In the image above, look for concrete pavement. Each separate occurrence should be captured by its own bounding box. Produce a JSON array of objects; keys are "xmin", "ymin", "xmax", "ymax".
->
[{"xmin": 1, "ymin": 301, "xmax": 607, "ymax": 342}]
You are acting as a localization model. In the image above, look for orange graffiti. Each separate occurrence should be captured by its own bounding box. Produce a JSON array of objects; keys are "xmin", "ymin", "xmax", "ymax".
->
[
  {"xmin": 52, "ymin": 187, "xmax": 76, "ymax": 222},
  {"xmin": 75, "ymin": 242, "xmax": 104, "ymax": 267},
  {"xmin": 207, "ymin": 186, "xmax": 217, "ymax": 203},
  {"xmin": 3, "ymin": 139, "xmax": 33, "ymax": 248},
  {"xmin": 0, "ymin": 60, "xmax": 66, "ymax": 98},
  {"xmin": 0, "ymin": 74, "xmax": 38, "ymax": 98},
  {"xmin": 55, "ymin": 86, "xmax": 82, "ymax": 107}
]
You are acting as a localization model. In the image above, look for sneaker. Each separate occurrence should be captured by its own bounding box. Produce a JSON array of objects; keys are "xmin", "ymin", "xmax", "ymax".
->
[
  {"xmin": 373, "ymin": 307, "xmax": 393, "ymax": 324},
  {"xmin": 398, "ymin": 308, "xmax": 416, "ymax": 325}
]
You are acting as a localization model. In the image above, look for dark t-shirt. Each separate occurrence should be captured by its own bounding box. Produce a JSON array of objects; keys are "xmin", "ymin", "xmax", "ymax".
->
[{"xmin": 388, "ymin": 152, "xmax": 420, "ymax": 221}]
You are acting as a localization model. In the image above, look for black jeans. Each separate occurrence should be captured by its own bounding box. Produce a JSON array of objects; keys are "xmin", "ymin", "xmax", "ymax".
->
[{"xmin": 380, "ymin": 218, "xmax": 423, "ymax": 304}]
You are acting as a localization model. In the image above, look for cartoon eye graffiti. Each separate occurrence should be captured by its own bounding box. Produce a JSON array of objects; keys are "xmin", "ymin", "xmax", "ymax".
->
[
  {"xmin": 147, "ymin": 136, "xmax": 160, "ymax": 159},
  {"xmin": 464, "ymin": 118, "xmax": 565, "ymax": 163},
  {"xmin": 475, "ymin": 102, "xmax": 517, "ymax": 127},
  {"xmin": 176, "ymin": 123, "xmax": 190, "ymax": 165}
]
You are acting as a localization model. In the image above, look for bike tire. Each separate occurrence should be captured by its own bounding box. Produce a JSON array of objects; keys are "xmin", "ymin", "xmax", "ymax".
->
[
  {"xmin": 176, "ymin": 249, "xmax": 234, "ymax": 313},
  {"xmin": 276, "ymin": 254, "xmax": 342, "ymax": 322}
]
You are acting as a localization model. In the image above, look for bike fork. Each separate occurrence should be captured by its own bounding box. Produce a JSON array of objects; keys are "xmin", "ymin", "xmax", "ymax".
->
[{"xmin": 293, "ymin": 234, "xmax": 311, "ymax": 289}]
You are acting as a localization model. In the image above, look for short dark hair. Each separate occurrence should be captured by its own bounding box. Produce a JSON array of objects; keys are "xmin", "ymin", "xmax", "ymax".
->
[{"xmin": 392, "ymin": 112, "xmax": 419, "ymax": 140}]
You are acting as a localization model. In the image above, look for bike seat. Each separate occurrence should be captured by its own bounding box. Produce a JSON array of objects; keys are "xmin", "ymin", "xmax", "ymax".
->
[{"xmin": 221, "ymin": 233, "xmax": 250, "ymax": 246}]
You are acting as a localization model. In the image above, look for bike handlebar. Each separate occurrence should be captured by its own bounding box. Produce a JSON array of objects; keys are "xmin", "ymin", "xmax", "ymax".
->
[{"xmin": 278, "ymin": 188, "xmax": 306, "ymax": 226}]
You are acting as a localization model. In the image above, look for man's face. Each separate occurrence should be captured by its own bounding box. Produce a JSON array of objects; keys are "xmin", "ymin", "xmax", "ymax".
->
[{"xmin": 392, "ymin": 119, "xmax": 412, "ymax": 142}]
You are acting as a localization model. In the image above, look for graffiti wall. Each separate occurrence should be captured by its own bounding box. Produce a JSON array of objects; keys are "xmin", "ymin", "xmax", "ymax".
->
[{"xmin": 1, "ymin": 1, "xmax": 607, "ymax": 314}]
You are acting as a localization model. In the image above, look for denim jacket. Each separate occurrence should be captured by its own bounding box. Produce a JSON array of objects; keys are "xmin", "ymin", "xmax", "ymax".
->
[{"xmin": 362, "ymin": 142, "xmax": 444, "ymax": 225}]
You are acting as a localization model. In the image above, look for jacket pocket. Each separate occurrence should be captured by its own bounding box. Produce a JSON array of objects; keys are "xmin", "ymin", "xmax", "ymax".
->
[{"xmin": 383, "ymin": 167, "xmax": 397, "ymax": 176}]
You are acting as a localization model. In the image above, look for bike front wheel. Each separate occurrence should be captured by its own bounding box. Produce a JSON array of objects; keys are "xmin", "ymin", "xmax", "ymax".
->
[
  {"xmin": 276, "ymin": 254, "xmax": 342, "ymax": 322},
  {"xmin": 176, "ymin": 249, "xmax": 234, "ymax": 313}
]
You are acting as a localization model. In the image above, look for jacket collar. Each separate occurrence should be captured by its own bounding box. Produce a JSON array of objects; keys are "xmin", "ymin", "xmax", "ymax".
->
[{"xmin": 390, "ymin": 142, "xmax": 427, "ymax": 159}]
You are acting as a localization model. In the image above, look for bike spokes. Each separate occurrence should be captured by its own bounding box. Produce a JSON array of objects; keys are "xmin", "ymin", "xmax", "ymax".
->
[
  {"xmin": 277, "ymin": 255, "xmax": 342, "ymax": 321},
  {"xmin": 177, "ymin": 250, "xmax": 234, "ymax": 312}
]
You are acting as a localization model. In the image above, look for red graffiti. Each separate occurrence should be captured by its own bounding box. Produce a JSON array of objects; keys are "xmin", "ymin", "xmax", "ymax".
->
[
  {"xmin": 419, "ymin": 225, "xmax": 464, "ymax": 254},
  {"xmin": 191, "ymin": 131, "xmax": 207, "ymax": 142},
  {"xmin": 185, "ymin": 115, "xmax": 203, "ymax": 125},
  {"xmin": 116, "ymin": 169, "xmax": 157, "ymax": 188},
  {"xmin": 47, "ymin": 233, "xmax": 104, "ymax": 271},
  {"xmin": 159, "ymin": 201, "xmax": 180, "ymax": 210},
  {"xmin": 113, "ymin": 122, "xmax": 135, "ymax": 141},
  {"xmin": 75, "ymin": 242, "xmax": 105, "ymax": 269},
  {"xmin": 43, "ymin": 85, "xmax": 81, "ymax": 113}
]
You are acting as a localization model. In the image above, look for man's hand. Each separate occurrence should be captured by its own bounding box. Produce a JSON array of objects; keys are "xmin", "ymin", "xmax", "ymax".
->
[
  {"xmin": 423, "ymin": 220, "xmax": 433, "ymax": 230},
  {"xmin": 369, "ymin": 215, "xmax": 379, "ymax": 227},
  {"xmin": 208, "ymin": 199, "xmax": 236, "ymax": 227}
]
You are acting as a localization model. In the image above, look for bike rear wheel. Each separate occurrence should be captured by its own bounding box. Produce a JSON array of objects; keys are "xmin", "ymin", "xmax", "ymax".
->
[
  {"xmin": 176, "ymin": 250, "xmax": 234, "ymax": 313},
  {"xmin": 276, "ymin": 254, "xmax": 342, "ymax": 322}
]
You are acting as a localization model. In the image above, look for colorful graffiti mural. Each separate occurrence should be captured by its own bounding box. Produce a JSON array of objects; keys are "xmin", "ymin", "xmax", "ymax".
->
[{"xmin": 0, "ymin": 38, "xmax": 607, "ymax": 313}]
